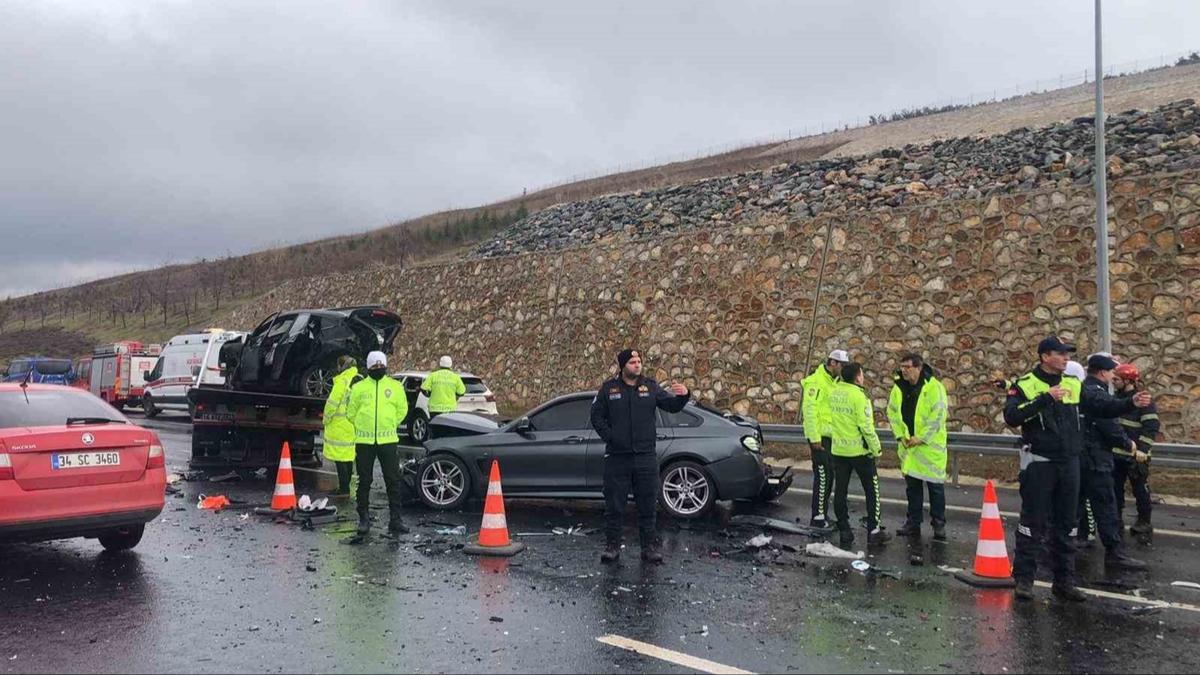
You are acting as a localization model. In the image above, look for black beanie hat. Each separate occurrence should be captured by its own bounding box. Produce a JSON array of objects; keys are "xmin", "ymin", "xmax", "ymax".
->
[{"xmin": 616, "ymin": 349, "xmax": 638, "ymax": 370}]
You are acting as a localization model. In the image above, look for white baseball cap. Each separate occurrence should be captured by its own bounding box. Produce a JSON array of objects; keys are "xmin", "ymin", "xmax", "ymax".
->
[
  {"xmin": 439, "ymin": 355, "xmax": 453, "ymax": 369},
  {"xmin": 1064, "ymin": 360, "xmax": 1086, "ymax": 381},
  {"xmin": 366, "ymin": 351, "xmax": 388, "ymax": 369},
  {"xmin": 828, "ymin": 349, "xmax": 850, "ymax": 363}
]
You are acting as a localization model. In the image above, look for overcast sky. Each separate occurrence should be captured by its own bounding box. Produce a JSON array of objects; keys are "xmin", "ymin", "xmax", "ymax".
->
[{"xmin": 2, "ymin": 0, "xmax": 1198, "ymax": 297}]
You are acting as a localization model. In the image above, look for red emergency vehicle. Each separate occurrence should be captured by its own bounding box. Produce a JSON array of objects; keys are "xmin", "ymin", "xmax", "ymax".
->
[{"xmin": 85, "ymin": 342, "xmax": 162, "ymax": 410}]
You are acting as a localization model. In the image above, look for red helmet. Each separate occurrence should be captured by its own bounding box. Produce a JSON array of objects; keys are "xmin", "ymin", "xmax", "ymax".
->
[{"xmin": 1114, "ymin": 363, "xmax": 1141, "ymax": 382}]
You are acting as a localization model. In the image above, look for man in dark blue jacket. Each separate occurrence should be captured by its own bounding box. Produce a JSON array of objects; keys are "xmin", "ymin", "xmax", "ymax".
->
[
  {"xmin": 1078, "ymin": 354, "xmax": 1146, "ymax": 570},
  {"xmin": 590, "ymin": 349, "xmax": 689, "ymax": 564}
]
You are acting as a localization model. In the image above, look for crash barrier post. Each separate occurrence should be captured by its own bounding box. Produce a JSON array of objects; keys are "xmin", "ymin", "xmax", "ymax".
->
[
  {"xmin": 270, "ymin": 441, "xmax": 298, "ymax": 511},
  {"xmin": 954, "ymin": 480, "xmax": 1016, "ymax": 588},
  {"xmin": 463, "ymin": 460, "xmax": 525, "ymax": 557},
  {"xmin": 760, "ymin": 425, "xmax": 1200, "ymax": 487}
]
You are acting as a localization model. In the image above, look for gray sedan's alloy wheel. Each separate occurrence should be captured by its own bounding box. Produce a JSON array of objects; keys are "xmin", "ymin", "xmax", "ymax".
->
[
  {"xmin": 660, "ymin": 461, "xmax": 715, "ymax": 519},
  {"xmin": 418, "ymin": 455, "xmax": 470, "ymax": 510}
]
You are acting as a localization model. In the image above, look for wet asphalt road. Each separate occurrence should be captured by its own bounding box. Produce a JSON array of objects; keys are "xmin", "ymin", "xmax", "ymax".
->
[{"xmin": 2, "ymin": 412, "xmax": 1199, "ymax": 674}]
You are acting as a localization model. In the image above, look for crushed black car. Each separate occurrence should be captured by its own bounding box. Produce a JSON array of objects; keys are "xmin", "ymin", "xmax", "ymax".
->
[{"xmin": 219, "ymin": 306, "xmax": 402, "ymax": 397}]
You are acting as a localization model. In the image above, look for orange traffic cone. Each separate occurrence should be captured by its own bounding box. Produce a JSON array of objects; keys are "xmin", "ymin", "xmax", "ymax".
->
[
  {"xmin": 269, "ymin": 441, "xmax": 298, "ymax": 511},
  {"xmin": 955, "ymin": 480, "xmax": 1016, "ymax": 588},
  {"xmin": 463, "ymin": 460, "xmax": 525, "ymax": 557}
]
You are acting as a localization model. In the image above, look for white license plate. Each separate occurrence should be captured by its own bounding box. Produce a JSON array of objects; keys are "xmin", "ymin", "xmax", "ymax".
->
[{"xmin": 52, "ymin": 451, "xmax": 121, "ymax": 470}]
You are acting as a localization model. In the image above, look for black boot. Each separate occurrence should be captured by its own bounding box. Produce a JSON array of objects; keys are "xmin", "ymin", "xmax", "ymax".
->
[
  {"xmin": 1051, "ymin": 584, "xmax": 1088, "ymax": 602},
  {"xmin": 388, "ymin": 520, "xmax": 409, "ymax": 535},
  {"xmin": 867, "ymin": 528, "xmax": 892, "ymax": 545},
  {"xmin": 838, "ymin": 530, "xmax": 855, "ymax": 549},
  {"xmin": 1014, "ymin": 578, "xmax": 1035, "ymax": 600},
  {"xmin": 1105, "ymin": 549, "xmax": 1148, "ymax": 570},
  {"xmin": 356, "ymin": 511, "xmax": 371, "ymax": 535},
  {"xmin": 896, "ymin": 521, "xmax": 921, "ymax": 537},
  {"xmin": 1130, "ymin": 517, "xmax": 1153, "ymax": 535},
  {"xmin": 932, "ymin": 520, "xmax": 947, "ymax": 542},
  {"xmin": 600, "ymin": 543, "xmax": 621, "ymax": 564},
  {"xmin": 641, "ymin": 544, "xmax": 664, "ymax": 564}
]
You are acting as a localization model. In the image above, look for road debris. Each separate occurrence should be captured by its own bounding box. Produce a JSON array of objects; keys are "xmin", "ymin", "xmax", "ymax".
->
[
  {"xmin": 805, "ymin": 542, "xmax": 864, "ymax": 559},
  {"xmin": 730, "ymin": 514, "xmax": 827, "ymax": 536},
  {"xmin": 210, "ymin": 471, "xmax": 242, "ymax": 483},
  {"xmin": 436, "ymin": 525, "xmax": 467, "ymax": 536},
  {"xmin": 745, "ymin": 534, "xmax": 773, "ymax": 549},
  {"xmin": 1171, "ymin": 581, "xmax": 1200, "ymax": 591},
  {"xmin": 197, "ymin": 494, "xmax": 231, "ymax": 511}
]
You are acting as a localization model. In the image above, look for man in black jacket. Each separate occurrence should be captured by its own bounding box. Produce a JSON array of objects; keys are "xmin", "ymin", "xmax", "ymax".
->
[
  {"xmin": 1003, "ymin": 336, "xmax": 1151, "ymax": 602},
  {"xmin": 590, "ymin": 349, "xmax": 689, "ymax": 564},
  {"xmin": 1078, "ymin": 354, "xmax": 1146, "ymax": 570}
]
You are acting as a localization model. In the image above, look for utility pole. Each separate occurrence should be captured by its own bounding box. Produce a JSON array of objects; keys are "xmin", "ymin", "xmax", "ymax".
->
[{"xmin": 1094, "ymin": 0, "xmax": 1112, "ymax": 352}]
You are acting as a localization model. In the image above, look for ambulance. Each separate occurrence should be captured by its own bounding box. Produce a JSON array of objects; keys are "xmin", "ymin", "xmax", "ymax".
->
[{"xmin": 142, "ymin": 329, "xmax": 245, "ymax": 418}]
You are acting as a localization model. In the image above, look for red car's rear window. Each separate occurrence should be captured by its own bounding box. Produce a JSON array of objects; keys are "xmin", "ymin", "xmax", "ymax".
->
[{"xmin": 0, "ymin": 390, "xmax": 127, "ymax": 428}]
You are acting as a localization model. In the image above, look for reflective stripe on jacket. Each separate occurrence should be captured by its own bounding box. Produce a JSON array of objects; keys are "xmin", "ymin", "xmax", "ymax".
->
[
  {"xmin": 801, "ymin": 365, "xmax": 838, "ymax": 443},
  {"xmin": 421, "ymin": 368, "xmax": 466, "ymax": 414},
  {"xmin": 829, "ymin": 381, "xmax": 882, "ymax": 458},
  {"xmin": 347, "ymin": 375, "xmax": 407, "ymax": 446},
  {"xmin": 322, "ymin": 366, "xmax": 361, "ymax": 461},
  {"xmin": 886, "ymin": 369, "xmax": 949, "ymax": 483}
]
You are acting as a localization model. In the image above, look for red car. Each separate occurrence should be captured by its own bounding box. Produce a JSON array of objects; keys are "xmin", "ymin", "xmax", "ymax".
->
[{"xmin": 0, "ymin": 383, "xmax": 165, "ymax": 551}]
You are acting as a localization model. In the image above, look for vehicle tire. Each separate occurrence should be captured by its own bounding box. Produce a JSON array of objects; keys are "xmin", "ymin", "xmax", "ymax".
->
[
  {"xmin": 98, "ymin": 524, "xmax": 145, "ymax": 551},
  {"xmin": 659, "ymin": 460, "xmax": 716, "ymax": 519},
  {"xmin": 408, "ymin": 411, "xmax": 430, "ymax": 444},
  {"xmin": 143, "ymin": 394, "xmax": 159, "ymax": 418},
  {"xmin": 299, "ymin": 362, "xmax": 335, "ymax": 398},
  {"xmin": 417, "ymin": 454, "xmax": 471, "ymax": 510}
]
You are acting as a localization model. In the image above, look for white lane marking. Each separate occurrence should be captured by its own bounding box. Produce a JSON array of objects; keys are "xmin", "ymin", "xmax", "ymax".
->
[
  {"xmin": 787, "ymin": 487, "xmax": 1200, "ymax": 540},
  {"xmin": 596, "ymin": 635, "xmax": 753, "ymax": 675},
  {"xmin": 939, "ymin": 566, "xmax": 1200, "ymax": 613}
]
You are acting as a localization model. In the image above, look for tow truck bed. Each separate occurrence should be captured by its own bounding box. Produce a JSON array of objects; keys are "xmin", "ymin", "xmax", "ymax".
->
[{"xmin": 188, "ymin": 384, "xmax": 325, "ymax": 469}]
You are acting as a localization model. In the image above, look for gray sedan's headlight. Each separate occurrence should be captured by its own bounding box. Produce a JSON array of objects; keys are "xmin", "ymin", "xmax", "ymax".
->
[{"xmin": 741, "ymin": 435, "xmax": 761, "ymax": 453}]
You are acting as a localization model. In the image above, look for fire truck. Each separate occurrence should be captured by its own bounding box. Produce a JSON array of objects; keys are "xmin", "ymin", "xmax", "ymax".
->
[{"xmin": 84, "ymin": 342, "xmax": 162, "ymax": 410}]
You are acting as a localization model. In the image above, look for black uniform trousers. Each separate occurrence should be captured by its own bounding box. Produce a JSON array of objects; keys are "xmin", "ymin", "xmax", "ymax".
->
[
  {"xmin": 1013, "ymin": 457, "xmax": 1079, "ymax": 585},
  {"xmin": 810, "ymin": 437, "xmax": 833, "ymax": 521},
  {"xmin": 355, "ymin": 442, "xmax": 405, "ymax": 526},
  {"xmin": 1079, "ymin": 456, "xmax": 1124, "ymax": 551},
  {"xmin": 833, "ymin": 454, "xmax": 881, "ymax": 533},
  {"xmin": 1112, "ymin": 456, "xmax": 1153, "ymax": 521},
  {"xmin": 603, "ymin": 451, "xmax": 658, "ymax": 547},
  {"xmin": 334, "ymin": 460, "xmax": 354, "ymax": 493}
]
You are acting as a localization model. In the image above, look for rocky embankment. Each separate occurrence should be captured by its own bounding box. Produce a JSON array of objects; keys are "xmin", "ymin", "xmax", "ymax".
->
[{"xmin": 476, "ymin": 99, "xmax": 1200, "ymax": 256}]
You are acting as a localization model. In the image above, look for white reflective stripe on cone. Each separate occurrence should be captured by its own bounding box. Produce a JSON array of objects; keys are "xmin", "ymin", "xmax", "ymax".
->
[
  {"xmin": 279, "ymin": 458, "xmax": 292, "ymax": 470},
  {"xmin": 487, "ymin": 482, "xmax": 503, "ymax": 496},
  {"xmin": 273, "ymin": 484, "xmax": 295, "ymax": 496},
  {"xmin": 981, "ymin": 502, "xmax": 1001, "ymax": 519},
  {"xmin": 976, "ymin": 538, "xmax": 1008, "ymax": 558},
  {"xmin": 481, "ymin": 513, "xmax": 507, "ymax": 530}
]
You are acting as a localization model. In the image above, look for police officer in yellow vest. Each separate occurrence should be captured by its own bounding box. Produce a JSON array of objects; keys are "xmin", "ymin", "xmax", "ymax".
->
[
  {"xmin": 801, "ymin": 349, "xmax": 849, "ymax": 527},
  {"xmin": 421, "ymin": 356, "xmax": 466, "ymax": 422},
  {"xmin": 886, "ymin": 352, "xmax": 949, "ymax": 541},
  {"xmin": 347, "ymin": 351, "xmax": 409, "ymax": 536},
  {"xmin": 1004, "ymin": 336, "xmax": 1150, "ymax": 602},
  {"xmin": 829, "ymin": 362, "xmax": 891, "ymax": 548},
  {"xmin": 323, "ymin": 355, "xmax": 362, "ymax": 496}
]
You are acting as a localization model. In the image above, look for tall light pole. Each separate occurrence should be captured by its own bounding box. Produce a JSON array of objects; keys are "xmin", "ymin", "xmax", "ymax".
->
[{"xmin": 1094, "ymin": 0, "xmax": 1112, "ymax": 352}]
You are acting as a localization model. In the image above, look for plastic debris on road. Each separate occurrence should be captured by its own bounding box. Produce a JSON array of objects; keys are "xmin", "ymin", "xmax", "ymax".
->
[
  {"xmin": 745, "ymin": 534, "xmax": 773, "ymax": 549},
  {"xmin": 805, "ymin": 542, "xmax": 865, "ymax": 559},
  {"xmin": 197, "ymin": 494, "xmax": 231, "ymax": 511},
  {"xmin": 297, "ymin": 495, "xmax": 329, "ymax": 512},
  {"xmin": 1171, "ymin": 581, "xmax": 1200, "ymax": 591},
  {"xmin": 435, "ymin": 525, "xmax": 467, "ymax": 535}
]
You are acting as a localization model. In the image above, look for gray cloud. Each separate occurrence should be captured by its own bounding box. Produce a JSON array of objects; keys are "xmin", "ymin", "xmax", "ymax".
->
[{"xmin": 3, "ymin": 0, "xmax": 1199, "ymax": 297}]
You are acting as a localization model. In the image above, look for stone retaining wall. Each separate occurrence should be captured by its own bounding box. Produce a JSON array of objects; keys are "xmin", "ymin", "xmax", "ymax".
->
[{"xmin": 229, "ymin": 171, "xmax": 1200, "ymax": 443}]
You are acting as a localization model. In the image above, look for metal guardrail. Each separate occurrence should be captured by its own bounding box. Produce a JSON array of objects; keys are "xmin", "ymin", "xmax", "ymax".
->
[{"xmin": 760, "ymin": 424, "xmax": 1200, "ymax": 486}]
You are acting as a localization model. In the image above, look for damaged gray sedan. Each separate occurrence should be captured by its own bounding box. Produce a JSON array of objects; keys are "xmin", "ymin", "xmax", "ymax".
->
[{"xmin": 414, "ymin": 393, "xmax": 793, "ymax": 519}]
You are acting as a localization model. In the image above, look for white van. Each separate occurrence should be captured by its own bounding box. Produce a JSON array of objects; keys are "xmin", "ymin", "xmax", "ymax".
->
[{"xmin": 142, "ymin": 329, "xmax": 246, "ymax": 418}]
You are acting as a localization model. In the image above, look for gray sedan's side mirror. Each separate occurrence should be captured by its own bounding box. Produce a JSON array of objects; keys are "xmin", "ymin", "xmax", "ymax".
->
[{"xmin": 514, "ymin": 417, "xmax": 532, "ymax": 433}]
